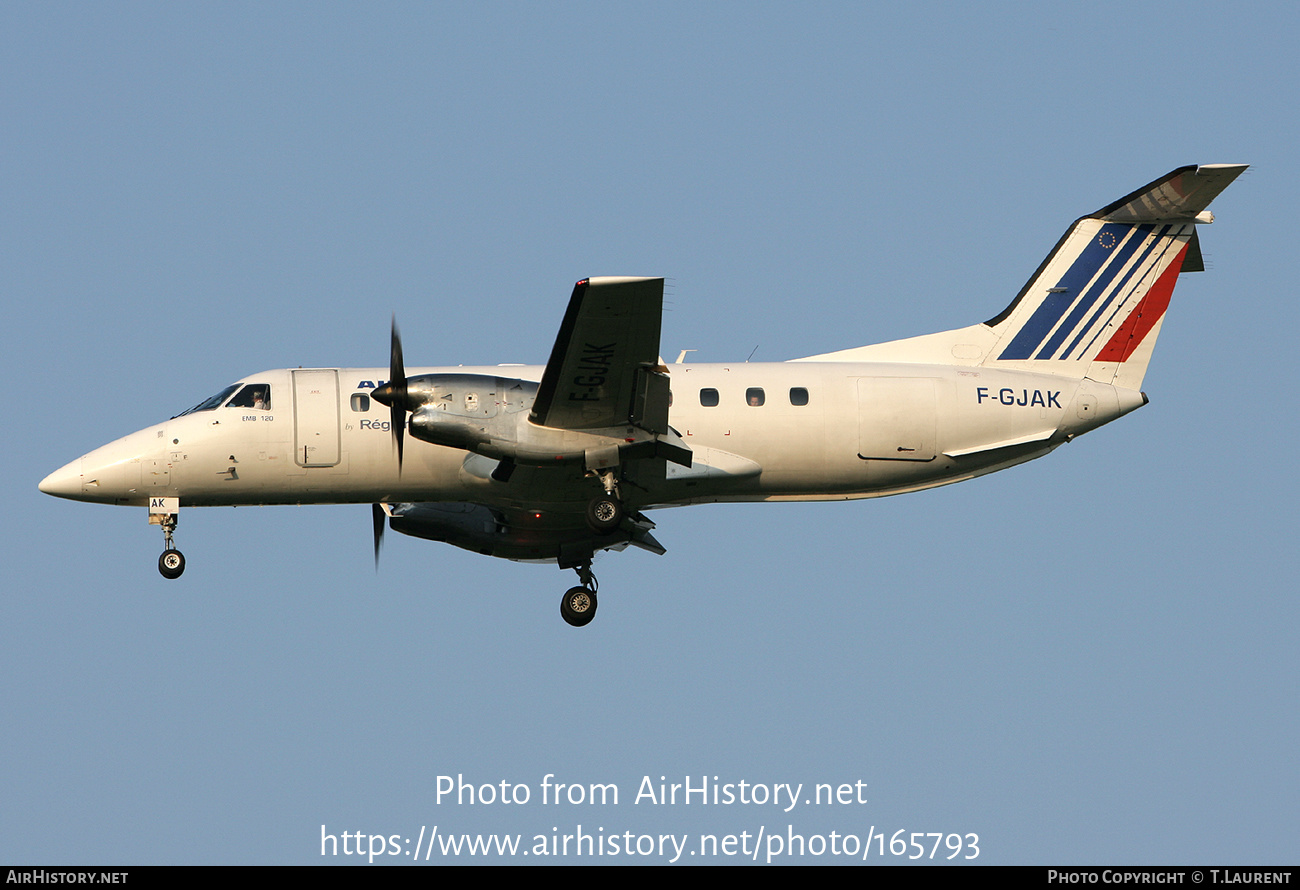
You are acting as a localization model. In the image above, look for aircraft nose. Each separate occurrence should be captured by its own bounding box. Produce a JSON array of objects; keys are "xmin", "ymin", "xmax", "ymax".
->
[
  {"xmin": 39, "ymin": 458, "xmax": 84, "ymax": 499},
  {"xmin": 40, "ymin": 426, "xmax": 163, "ymax": 504}
]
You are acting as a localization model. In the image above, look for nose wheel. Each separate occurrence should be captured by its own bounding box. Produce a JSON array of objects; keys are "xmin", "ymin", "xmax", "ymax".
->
[
  {"xmin": 559, "ymin": 562, "xmax": 598, "ymax": 627},
  {"xmin": 159, "ymin": 548, "xmax": 186, "ymax": 579},
  {"xmin": 156, "ymin": 514, "xmax": 185, "ymax": 579}
]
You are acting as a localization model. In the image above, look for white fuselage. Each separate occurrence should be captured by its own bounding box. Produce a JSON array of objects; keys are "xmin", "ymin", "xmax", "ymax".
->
[{"xmin": 41, "ymin": 361, "xmax": 1144, "ymax": 513}]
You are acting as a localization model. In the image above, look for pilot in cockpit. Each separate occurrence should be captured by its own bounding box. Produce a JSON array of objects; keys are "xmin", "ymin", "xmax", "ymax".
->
[{"xmin": 226, "ymin": 384, "xmax": 271, "ymax": 410}]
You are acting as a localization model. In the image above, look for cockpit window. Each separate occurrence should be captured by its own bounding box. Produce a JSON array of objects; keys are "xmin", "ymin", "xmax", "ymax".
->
[
  {"xmin": 227, "ymin": 384, "xmax": 272, "ymax": 410},
  {"xmin": 175, "ymin": 383, "xmax": 240, "ymax": 417}
]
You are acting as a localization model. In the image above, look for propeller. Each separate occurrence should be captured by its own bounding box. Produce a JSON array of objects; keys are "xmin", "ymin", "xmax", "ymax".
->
[
  {"xmin": 371, "ymin": 318, "xmax": 410, "ymax": 569},
  {"xmin": 372, "ymin": 503, "xmax": 386, "ymax": 570},
  {"xmin": 371, "ymin": 316, "xmax": 409, "ymax": 472}
]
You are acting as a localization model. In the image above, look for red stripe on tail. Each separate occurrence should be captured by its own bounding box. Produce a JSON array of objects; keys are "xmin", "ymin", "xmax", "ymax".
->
[{"xmin": 1094, "ymin": 243, "xmax": 1189, "ymax": 363}]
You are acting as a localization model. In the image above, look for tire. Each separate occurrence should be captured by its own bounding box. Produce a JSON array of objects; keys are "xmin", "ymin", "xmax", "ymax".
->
[
  {"xmin": 158, "ymin": 549, "xmax": 186, "ymax": 580},
  {"xmin": 585, "ymin": 495, "xmax": 623, "ymax": 533},
  {"xmin": 560, "ymin": 586, "xmax": 598, "ymax": 627}
]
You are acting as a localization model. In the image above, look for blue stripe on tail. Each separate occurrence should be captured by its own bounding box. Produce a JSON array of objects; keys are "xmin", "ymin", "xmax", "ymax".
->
[
  {"xmin": 997, "ymin": 222, "xmax": 1135, "ymax": 361},
  {"xmin": 1033, "ymin": 224, "xmax": 1157, "ymax": 360}
]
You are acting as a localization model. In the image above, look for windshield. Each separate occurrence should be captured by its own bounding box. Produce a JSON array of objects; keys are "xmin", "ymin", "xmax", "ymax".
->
[{"xmin": 174, "ymin": 383, "xmax": 240, "ymax": 418}]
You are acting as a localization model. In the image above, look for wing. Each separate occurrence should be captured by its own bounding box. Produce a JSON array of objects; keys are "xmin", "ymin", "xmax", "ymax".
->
[{"xmin": 529, "ymin": 277, "xmax": 670, "ymax": 434}]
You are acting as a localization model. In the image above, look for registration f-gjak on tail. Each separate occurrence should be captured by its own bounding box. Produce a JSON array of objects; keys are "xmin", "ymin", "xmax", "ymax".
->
[{"xmin": 40, "ymin": 164, "xmax": 1247, "ymax": 626}]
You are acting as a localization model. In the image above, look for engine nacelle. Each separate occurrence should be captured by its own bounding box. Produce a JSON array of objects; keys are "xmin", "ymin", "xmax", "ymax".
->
[
  {"xmin": 386, "ymin": 501, "xmax": 631, "ymax": 564},
  {"xmin": 405, "ymin": 373, "xmax": 555, "ymax": 460},
  {"xmin": 404, "ymin": 373, "xmax": 688, "ymax": 470}
]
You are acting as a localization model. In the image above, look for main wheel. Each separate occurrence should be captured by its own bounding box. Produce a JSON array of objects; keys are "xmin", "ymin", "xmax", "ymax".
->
[
  {"xmin": 158, "ymin": 549, "xmax": 186, "ymax": 580},
  {"xmin": 585, "ymin": 495, "xmax": 623, "ymax": 533},
  {"xmin": 560, "ymin": 585, "xmax": 598, "ymax": 627}
]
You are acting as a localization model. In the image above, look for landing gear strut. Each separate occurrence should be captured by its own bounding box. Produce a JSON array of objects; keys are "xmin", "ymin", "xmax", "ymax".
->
[
  {"xmin": 156, "ymin": 514, "xmax": 185, "ymax": 580},
  {"xmin": 559, "ymin": 562, "xmax": 598, "ymax": 627}
]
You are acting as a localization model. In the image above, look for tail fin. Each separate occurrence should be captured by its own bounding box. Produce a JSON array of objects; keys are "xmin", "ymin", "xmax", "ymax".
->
[
  {"xmin": 982, "ymin": 164, "xmax": 1247, "ymax": 388},
  {"xmin": 793, "ymin": 165, "xmax": 1247, "ymax": 388}
]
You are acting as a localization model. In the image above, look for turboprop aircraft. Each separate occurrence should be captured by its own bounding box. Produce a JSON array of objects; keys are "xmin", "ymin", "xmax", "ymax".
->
[{"xmin": 40, "ymin": 164, "xmax": 1246, "ymax": 626}]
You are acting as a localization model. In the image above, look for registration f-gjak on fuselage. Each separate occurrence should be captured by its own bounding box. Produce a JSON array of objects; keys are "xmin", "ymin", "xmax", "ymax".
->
[{"xmin": 40, "ymin": 165, "xmax": 1247, "ymax": 626}]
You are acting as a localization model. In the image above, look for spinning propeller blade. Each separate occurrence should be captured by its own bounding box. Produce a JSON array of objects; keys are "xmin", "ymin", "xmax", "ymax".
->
[
  {"xmin": 371, "ymin": 316, "xmax": 409, "ymax": 472},
  {"xmin": 372, "ymin": 503, "xmax": 385, "ymax": 570}
]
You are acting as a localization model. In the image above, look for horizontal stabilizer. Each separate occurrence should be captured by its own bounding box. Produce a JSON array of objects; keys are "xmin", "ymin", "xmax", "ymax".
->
[{"xmin": 1097, "ymin": 164, "xmax": 1248, "ymax": 223}]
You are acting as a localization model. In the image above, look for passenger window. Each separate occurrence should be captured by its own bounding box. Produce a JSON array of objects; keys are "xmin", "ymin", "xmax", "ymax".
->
[
  {"xmin": 746, "ymin": 387, "xmax": 765, "ymax": 407},
  {"xmin": 789, "ymin": 387, "xmax": 809, "ymax": 406},
  {"xmin": 700, "ymin": 388, "xmax": 719, "ymax": 407},
  {"xmin": 227, "ymin": 384, "xmax": 272, "ymax": 410},
  {"xmin": 350, "ymin": 393, "xmax": 371, "ymax": 412}
]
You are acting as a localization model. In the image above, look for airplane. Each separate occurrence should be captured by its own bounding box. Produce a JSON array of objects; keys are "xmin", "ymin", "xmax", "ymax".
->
[{"xmin": 39, "ymin": 164, "xmax": 1247, "ymax": 626}]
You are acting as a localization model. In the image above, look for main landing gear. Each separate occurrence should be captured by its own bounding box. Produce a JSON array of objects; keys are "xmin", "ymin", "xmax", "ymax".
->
[
  {"xmin": 569, "ymin": 467, "xmax": 628, "ymax": 625},
  {"xmin": 156, "ymin": 514, "xmax": 185, "ymax": 580},
  {"xmin": 585, "ymin": 494, "xmax": 623, "ymax": 533},
  {"xmin": 559, "ymin": 562, "xmax": 598, "ymax": 627},
  {"xmin": 584, "ymin": 468, "xmax": 624, "ymax": 534}
]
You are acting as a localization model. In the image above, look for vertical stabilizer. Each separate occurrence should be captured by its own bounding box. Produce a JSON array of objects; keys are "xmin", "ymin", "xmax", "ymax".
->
[
  {"xmin": 982, "ymin": 164, "xmax": 1247, "ymax": 388},
  {"xmin": 793, "ymin": 165, "xmax": 1247, "ymax": 384}
]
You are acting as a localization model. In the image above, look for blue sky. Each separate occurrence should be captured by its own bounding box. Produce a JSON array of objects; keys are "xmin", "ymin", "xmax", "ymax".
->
[{"xmin": 3, "ymin": 3, "xmax": 1296, "ymax": 864}]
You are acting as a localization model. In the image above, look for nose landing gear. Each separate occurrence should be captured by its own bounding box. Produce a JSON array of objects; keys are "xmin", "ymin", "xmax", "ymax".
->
[
  {"xmin": 159, "ymin": 546, "xmax": 185, "ymax": 579},
  {"xmin": 155, "ymin": 513, "xmax": 185, "ymax": 579}
]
